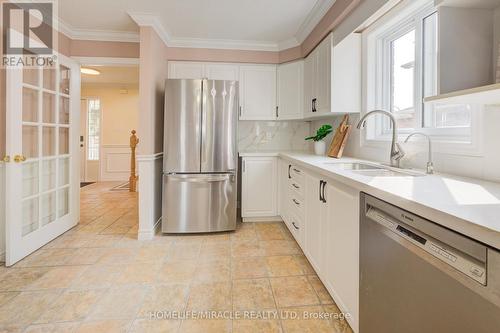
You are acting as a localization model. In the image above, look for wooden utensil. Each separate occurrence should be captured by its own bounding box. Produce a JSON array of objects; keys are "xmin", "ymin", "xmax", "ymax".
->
[{"xmin": 328, "ymin": 114, "xmax": 351, "ymax": 158}]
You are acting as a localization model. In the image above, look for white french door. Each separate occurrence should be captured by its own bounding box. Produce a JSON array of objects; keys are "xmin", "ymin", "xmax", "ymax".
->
[{"xmin": 5, "ymin": 54, "xmax": 80, "ymax": 266}]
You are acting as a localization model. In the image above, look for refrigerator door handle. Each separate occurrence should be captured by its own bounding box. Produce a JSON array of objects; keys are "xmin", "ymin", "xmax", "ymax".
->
[{"xmin": 167, "ymin": 174, "xmax": 232, "ymax": 183}]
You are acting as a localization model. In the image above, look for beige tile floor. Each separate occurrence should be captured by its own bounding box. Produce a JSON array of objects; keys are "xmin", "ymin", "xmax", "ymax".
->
[{"xmin": 0, "ymin": 182, "xmax": 353, "ymax": 333}]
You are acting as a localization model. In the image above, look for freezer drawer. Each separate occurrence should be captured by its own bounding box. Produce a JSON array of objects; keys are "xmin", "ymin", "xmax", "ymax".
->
[{"xmin": 162, "ymin": 173, "xmax": 237, "ymax": 233}]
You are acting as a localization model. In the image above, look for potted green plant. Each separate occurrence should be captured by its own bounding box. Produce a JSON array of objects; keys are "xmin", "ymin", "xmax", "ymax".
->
[{"xmin": 305, "ymin": 124, "xmax": 333, "ymax": 155}]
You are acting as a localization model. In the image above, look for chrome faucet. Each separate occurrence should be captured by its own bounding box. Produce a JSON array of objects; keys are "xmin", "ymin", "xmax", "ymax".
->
[
  {"xmin": 356, "ymin": 110, "xmax": 405, "ymax": 168},
  {"xmin": 404, "ymin": 132, "xmax": 434, "ymax": 174}
]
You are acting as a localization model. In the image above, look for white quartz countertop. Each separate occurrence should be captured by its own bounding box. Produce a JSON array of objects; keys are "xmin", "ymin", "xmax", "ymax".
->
[{"xmin": 240, "ymin": 151, "xmax": 500, "ymax": 250}]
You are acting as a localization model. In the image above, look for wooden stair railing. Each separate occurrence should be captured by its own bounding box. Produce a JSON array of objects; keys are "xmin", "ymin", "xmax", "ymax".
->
[{"xmin": 129, "ymin": 130, "xmax": 139, "ymax": 192}]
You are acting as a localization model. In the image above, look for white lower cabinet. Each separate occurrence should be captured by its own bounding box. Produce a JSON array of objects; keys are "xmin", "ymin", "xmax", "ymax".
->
[
  {"xmin": 279, "ymin": 160, "xmax": 360, "ymax": 332},
  {"xmin": 241, "ymin": 157, "xmax": 278, "ymax": 219},
  {"xmin": 305, "ymin": 172, "xmax": 327, "ymax": 272},
  {"xmin": 324, "ymin": 179, "xmax": 359, "ymax": 333}
]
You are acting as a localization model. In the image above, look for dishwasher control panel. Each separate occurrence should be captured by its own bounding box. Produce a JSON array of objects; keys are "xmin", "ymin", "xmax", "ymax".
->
[{"xmin": 366, "ymin": 206, "xmax": 487, "ymax": 285}]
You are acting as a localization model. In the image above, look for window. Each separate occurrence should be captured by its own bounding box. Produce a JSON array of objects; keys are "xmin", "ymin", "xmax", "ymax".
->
[
  {"xmin": 87, "ymin": 99, "xmax": 101, "ymax": 161},
  {"xmin": 364, "ymin": 0, "xmax": 478, "ymax": 150}
]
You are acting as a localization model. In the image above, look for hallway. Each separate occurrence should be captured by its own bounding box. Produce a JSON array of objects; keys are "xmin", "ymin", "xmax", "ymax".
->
[{"xmin": 0, "ymin": 183, "xmax": 352, "ymax": 333}]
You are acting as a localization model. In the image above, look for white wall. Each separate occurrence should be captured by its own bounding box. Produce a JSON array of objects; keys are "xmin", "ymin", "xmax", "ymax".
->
[
  {"xmin": 438, "ymin": 6, "xmax": 494, "ymax": 93},
  {"xmin": 81, "ymin": 83, "xmax": 139, "ymax": 181}
]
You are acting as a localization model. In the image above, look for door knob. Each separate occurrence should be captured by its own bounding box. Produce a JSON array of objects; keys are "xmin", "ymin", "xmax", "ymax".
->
[
  {"xmin": 13, "ymin": 155, "xmax": 26, "ymax": 163},
  {"xmin": 2, "ymin": 155, "xmax": 10, "ymax": 163}
]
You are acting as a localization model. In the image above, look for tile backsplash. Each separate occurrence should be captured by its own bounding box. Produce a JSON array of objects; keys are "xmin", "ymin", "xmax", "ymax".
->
[{"xmin": 238, "ymin": 121, "xmax": 311, "ymax": 152}]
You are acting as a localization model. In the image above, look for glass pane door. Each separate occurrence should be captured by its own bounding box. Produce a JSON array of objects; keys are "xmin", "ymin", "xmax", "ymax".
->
[
  {"xmin": 20, "ymin": 65, "xmax": 72, "ymax": 235},
  {"xmin": 5, "ymin": 53, "xmax": 79, "ymax": 266}
]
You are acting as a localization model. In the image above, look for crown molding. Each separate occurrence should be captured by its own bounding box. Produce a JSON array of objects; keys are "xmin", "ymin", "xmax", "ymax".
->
[
  {"xmin": 295, "ymin": 0, "xmax": 337, "ymax": 43},
  {"xmin": 128, "ymin": 12, "xmax": 171, "ymax": 47},
  {"xmin": 277, "ymin": 38, "xmax": 301, "ymax": 51},
  {"xmin": 167, "ymin": 37, "xmax": 283, "ymax": 52},
  {"xmin": 58, "ymin": 19, "xmax": 139, "ymax": 42}
]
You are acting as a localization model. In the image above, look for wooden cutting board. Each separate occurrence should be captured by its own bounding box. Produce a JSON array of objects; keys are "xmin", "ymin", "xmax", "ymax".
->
[{"xmin": 328, "ymin": 114, "xmax": 351, "ymax": 158}]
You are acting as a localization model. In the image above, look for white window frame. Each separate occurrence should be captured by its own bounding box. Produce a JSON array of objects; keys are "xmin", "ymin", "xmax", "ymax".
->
[{"xmin": 361, "ymin": 0, "xmax": 484, "ymax": 156}]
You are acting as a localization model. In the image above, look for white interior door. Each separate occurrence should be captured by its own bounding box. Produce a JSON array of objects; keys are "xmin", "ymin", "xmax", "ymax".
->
[{"xmin": 5, "ymin": 53, "xmax": 80, "ymax": 266}]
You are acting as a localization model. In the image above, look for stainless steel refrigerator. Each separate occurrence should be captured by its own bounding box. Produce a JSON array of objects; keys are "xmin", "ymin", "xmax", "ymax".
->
[{"xmin": 162, "ymin": 79, "xmax": 238, "ymax": 233}]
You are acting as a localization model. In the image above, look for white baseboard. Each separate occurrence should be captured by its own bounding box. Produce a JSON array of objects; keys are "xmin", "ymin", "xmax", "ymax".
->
[
  {"xmin": 138, "ymin": 216, "xmax": 162, "ymax": 241},
  {"xmin": 242, "ymin": 216, "xmax": 283, "ymax": 222}
]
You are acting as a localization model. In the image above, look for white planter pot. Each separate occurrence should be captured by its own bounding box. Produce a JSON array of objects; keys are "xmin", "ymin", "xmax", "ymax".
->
[{"xmin": 314, "ymin": 140, "xmax": 326, "ymax": 156}]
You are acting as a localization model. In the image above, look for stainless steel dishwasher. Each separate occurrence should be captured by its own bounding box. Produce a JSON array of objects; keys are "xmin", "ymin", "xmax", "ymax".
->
[{"xmin": 360, "ymin": 193, "xmax": 500, "ymax": 333}]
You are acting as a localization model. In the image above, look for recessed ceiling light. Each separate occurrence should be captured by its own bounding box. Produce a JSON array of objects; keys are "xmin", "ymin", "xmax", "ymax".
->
[{"xmin": 81, "ymin": 67, "xmax": 101, "ymax": 75}]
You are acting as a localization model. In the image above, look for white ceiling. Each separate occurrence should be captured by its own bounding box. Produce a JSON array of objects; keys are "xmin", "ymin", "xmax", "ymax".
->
[
  {"xmin": 58, "ymin": 0, "xmax": 336, "ymax": 51},
  {"xmin": 81, "ymin": 66, "xmax": 139, "ymax": 85}
]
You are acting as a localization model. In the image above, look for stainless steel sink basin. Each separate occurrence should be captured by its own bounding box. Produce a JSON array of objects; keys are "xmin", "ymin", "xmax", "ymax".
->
[
  {"xmin": 352, "ymin": 169, "xmax": 424, "ymax": 177},
  {"xmin": 324, "ymin": 162, "xmax": 386, "ymax": 170},
  {"xmin": 325, "ymin": 162, "xmax": 425, "ymax": 177}
]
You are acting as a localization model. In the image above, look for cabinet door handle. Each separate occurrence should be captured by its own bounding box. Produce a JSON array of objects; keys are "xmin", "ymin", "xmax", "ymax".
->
[
  {"xmin": 312, "ymin": 98, "xmax": 317, "ymax": 112},
  {"xmin": 276, "ymin": 106, "xmax": 279, "ymax": 118},
  {"xmin": 288, "ymin": 164, "xmax": 291, "ymax": 179},
  {"xmin": 239, "ymin": 106, "xmax": 242, "ymax": 118},
  {"xmin": 319, "ymin": 180, "xmax": 323, "ymax": 202},
  {"xmin": 292, "ymin": 183, "xmax": 299, "ymax": 189},
  {"xmin": 292, "ymin": 221, "xmax": 299, "ymax": 230},
  {"xmin": 292, "ymin": 199, "xmax": 300, "ymax": 206},
  {"xmin": 321, "ymin": 180, "xmax": 327, "ymax": 203}
]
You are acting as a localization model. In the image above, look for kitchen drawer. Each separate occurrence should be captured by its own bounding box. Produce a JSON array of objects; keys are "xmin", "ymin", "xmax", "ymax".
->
[
  {"xmin": 288, "ymin": 178, "xmax": 304, "ymax": 197},
  {"xmin": 290, "ymin": 165, "xmax": 304, "ymax": 182},
  {"xmin": 286, "ymin": 163, "xmax": 304, "ymax": 186},
  {"xmin": 287, "ymin": 208, "xmax": 304, "ymax": 246},
  {"xmin": 288, "ymin": 192, "xmax": 305, "ymax": 218}
]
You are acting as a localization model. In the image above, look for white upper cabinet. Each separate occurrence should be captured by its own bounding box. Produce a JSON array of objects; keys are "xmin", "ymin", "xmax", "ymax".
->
[
  {"xmin": 168, "ymin": 62, "xmax": 239, "ymax": 81},
  {"xmin": 168, "ymin": 62, "xmax": 205, "ymax": 79},
  {"xmin": 331, "ymin": 33, "xmax": 361, "ymax": 114},
  {"xmin": 277, "ymin": 61, "xmax": 304, "ymax": 120},
  {"xmin": 205, "ymin": 63, "xmax": 239, "ymax": 81},
  {"xmin": 239, "ymin": 64, "xmax": 277, "ymax": 120},
  {"xmin": 303, "ymin": 54, "xmax": 315, "ymax": 117},
  {"xmin": 303, "ymin": 33, "xmax": 361, "ymax": 118},
  {"xmin": 315, "ymin": 36, "xmax": 332, "ymax": 115}
]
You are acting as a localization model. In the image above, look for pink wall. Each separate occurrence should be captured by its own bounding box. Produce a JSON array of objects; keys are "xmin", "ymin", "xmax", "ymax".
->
[
  {"xmin": 70, "ymin": 40, "xmax": 139, "ymax": 58},
  {"xmin": 165, "ymin": 47, "xmax": 279, "ymax": 64},
  {"xmin": 138, "ymin": 27, "xmax": 168, "ymax": 155},
  {"xmin": 57, "ymin": 32, "xmax": 139, "ymax": 58}
]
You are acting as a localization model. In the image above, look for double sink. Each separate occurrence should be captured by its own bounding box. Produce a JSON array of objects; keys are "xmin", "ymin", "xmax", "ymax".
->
[{"xmin": 325, "ymin": 162, "xmax": 425, "ymax": 177}]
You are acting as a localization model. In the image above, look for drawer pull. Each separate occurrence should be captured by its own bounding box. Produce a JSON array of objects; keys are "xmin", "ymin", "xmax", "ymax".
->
[
  {"xmin": 293, "ymin": 168, "xmax": 301, "ymax": 173},
  {"xmin": 292, "ymin": 222, "xmax": 299, "ymax": 230},
  {"xmin": 292, "ymin": 183, "xmax": 300, "ymax": 189},
  {"xmin": 292, "ymin": 199, "xmax": 300, "ymax": 206}
]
